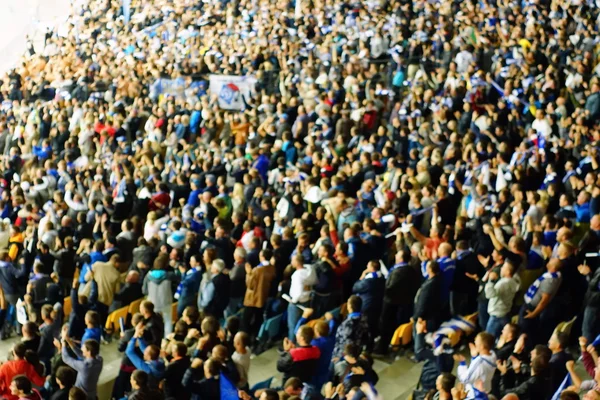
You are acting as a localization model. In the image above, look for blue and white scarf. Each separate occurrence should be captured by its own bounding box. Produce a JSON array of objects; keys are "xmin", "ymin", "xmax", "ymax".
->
[
  {"xmin": 365, "ymin": 271, "xmax": 383, "ymax": 280},
  {"xmin": 524, "ymin": 271, "xmax": 560, "ymax": 304}
]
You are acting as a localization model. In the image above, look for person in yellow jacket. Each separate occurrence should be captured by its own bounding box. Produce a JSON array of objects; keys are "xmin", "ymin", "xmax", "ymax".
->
[{"xmin": 7, "ymin": 227, "xmax": 24, "ymax": 262}]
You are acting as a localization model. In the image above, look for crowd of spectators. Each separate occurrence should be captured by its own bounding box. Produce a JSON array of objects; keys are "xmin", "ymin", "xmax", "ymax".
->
[{"xmin": 0, "ymin": 0, "xmax": 599, "ymax": 399}]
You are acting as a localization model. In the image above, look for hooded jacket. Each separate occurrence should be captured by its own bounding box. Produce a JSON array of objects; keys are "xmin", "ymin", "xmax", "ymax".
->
[{"xmin": 143, "ymin": 269, "xmax": 176, "ymax": 310}]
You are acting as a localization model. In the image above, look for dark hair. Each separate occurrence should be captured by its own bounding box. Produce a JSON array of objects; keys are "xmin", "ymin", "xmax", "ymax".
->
[
  {"xmin": 184, "ymin": 306, "xmax": 200, "ymax": 323},
  {"xmin": 344, "ymin": 343, "xmax": 360, "ymax": 358},
  {"xmin": 314, "ymin": 321, "xmax": 329, "ymax": 338},
  {"xmin": 83, "ymin": 340, "xmax": 100, "ymax": 357},
  {"xmin": 69, "ymin": 387, "xmax": 88, "ymax": 400},
  {"xmin": 559, "ymin": 391, "xmax": 581, "ymax": 400},
  {"xmin": 348, "ymin": 295, "xmax": 362, "ymax": 313},
  {"xmin": 172, "ymin": 342, "xmax": 187, "ymax": 358},
  {"xmin": 427, "ymin": 261, "xmax": 441, "ymax": 275},
  {"xmin": 297, "ymin": 325, "xmax": 314, "ymax": 344},
  {"xmin": 477, "ymin": 332, "xmax": 495, "ymax": 351},
  {"xmin": 438, "ymin": 373, "xmax": 456, "ymax": 393},
  {"xmin": 147, "ymin": 344, "xmax": 160, "ymax": 360},
  {"xmin": 262, "ymin": 389, "xmax": 279, "ymax": 400},
  {"xmin": 56, "ymin": 366, "xmax": 76, "ymax": 388},
  {"xmin": 205, "ymin": 358, "xmax": 221, "ymax": 377},
  {"xmin": 12, "ymin": 375, "xmax": 32, "ymax": 394},
  {"xmin": 131, "ymin": 370, "xmax": 149, "ymax": 388},
  {"xmin": 532, "ymin": 355, "xmax": 549, "ymax": 375},
  {"xmin": 284, "ymin": 377, "xmax": 303, "ymax": 391},
  {"xmin": 554, "ymin": 332, "xmax": 569, "ymax": 350},
  {"xmin": 533, "ymin": 344, "xmax": 552, "ymax": 364},
  {"xmin": 226, "ymin": 315, "xmax": 240, "ymax": 335}
]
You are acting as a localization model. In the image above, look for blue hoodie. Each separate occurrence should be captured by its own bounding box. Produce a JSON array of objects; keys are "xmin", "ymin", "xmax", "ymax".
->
[{"xmin": 126, "ymin": 337, "xmax": 166, "ymax": 386}]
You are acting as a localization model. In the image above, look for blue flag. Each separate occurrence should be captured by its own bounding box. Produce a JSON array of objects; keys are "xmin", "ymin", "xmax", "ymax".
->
[
  {"xmin": 551, "ymin": 373, "xmax": 572, "ymax": 400},
  {"xmin": 220, "ymin": 372, "xmax": 238, "ymax": 400}
]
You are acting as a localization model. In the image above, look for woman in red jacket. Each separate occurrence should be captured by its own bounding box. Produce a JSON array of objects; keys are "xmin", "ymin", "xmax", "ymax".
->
[{"xmin": 0, "ymin": 343, "xmax": 45, "ymax": 400}]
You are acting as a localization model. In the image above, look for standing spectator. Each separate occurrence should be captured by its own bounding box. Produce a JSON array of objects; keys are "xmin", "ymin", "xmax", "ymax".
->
[
  {"xmin": 182, "ymin": 358, "xmax": 221, "ymax": 399},
  {"xmin": 112, "ymin": 313, "xmax": 144, "ymax": 400},
  {"xmin": 277, "ymin": 325, "xmax": 321, "ymax": 383},
  {"xmin": 139, "ymin": 301, "xmax": 164, "ymax": 347},
  {"xmin": 332, "ymin": 295, "xmax": 370, "ymax": 361},
  {"xmin": 86, "ymin": 254, "xmax": 121, "ymax": 329},
  {"xmin": 242, "ymin": 249, "xmax": 276, "ymax": 338},
  {"xmin": 377, "ymin": 249, "xmax": 421, "ymax": 354},
  {"xmin": 143, "ymin": 253, "xmax": 177, "ymax": 336},
  {"xmin": 413, "ymin": 261, "xmax": 442, "ymax": 332},
  {"xmin": 455, "ymin": 332, "xmax": 497, "ymax": 394},
  {"xmin": 484, "ymin": 260, "xmax": 520, "ymax": 338},
  {"xmin": 163, "ymin": 341, "xmax": 191, "ymax": 400},
  {"xmin": 351, "ymin": 260, "xmax": 385, "ymax": 345},
  {"xmin": 198, "ymin": 259, "xmax": 231, "ymax": 320},
  {"xmin": 287, "ymin": 255, "xmax": 317, "ymax": 340},
  {"xmin": 175, "ymin": 260, "xmax": 202, "ymax": 318},
  {"xmin": 60, "ymin": 338, "xmax": 103, "ymax": 400},
  {"xmin": 125, "ymin": 323, "xmax": 166, "ymax": 389}
]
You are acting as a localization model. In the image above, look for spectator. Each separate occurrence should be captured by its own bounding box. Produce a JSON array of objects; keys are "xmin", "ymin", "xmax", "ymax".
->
[
  {"xmin": 198, "ymin": 258, "xmax": 231, "ymax": 320},
  {"xmin": 413, "ymin": 261, "xmax": 443, "ymax": 332},
  {"xmin": 0, "ymin": 343, "xmax": 45, "ymax": 400},
  {"xmin": 287, "ymin": 254, "xmax": 317, "ymax": 340},
  {"xmin": 332, "ymin": 295, "xmax": 370, "ymax": 361},
  {"xmin": 456, "ymin": 332, "xmax": 497, "ymax": 394},
  {"xmin": 242, "ymin": 249, "xmax": 276, "ymax": 338},
  {"xmin": 110, "ymin": 270, "xmax": 143, "ymax": 313},
  {"xmin": 8, "ymin": 376, "xmax": 42, "ymax": 400},
  {"xmin": 143, "ymin": 253, "xmax": 177, "ymax": 336},
  {"xmin": 163, "ymin": 341, "xmax": 191, "ymax": 400},
  {"xmin": 351, "ymin": 260, "xmax": 385, "ymax": 344},
  {"xmin": 484, "ymin": 260, "xmax": 520, "ymax": 338},
  {"xmin": 182, "ymin": 358, "xmax": 221, "ymax": 399},
  {"xmin": 127, "ymin": 370, "xmax": 163, "ymax": 400},
  {"xmin": 49, "ymin": 366, "xmax": 77, "ymax": 400},
  {"xmin": 60, "ymin": 338, "xmax": 103, "ymax": 400}
]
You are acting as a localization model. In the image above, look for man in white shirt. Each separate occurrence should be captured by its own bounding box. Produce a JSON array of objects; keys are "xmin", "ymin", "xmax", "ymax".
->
[
  {"xmin": 455, "ymin": 45, "xmax": 474, "ymax": 73},
  {"xmin": 531, "ymin": 109, "xmax": 552, "ymax": 139},
  {"xmin": 287, "ymin": 254, "xmax": 317, "ymax": 340},
  {"xmin": 456, "ymin": 332, "xmax": 497, "ymax": 394}
]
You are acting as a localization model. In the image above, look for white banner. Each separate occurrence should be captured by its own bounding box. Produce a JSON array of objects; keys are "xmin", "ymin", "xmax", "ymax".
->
[{"xmin": 209, "ymin": 74, "xmax": 257, "ymax": 111}]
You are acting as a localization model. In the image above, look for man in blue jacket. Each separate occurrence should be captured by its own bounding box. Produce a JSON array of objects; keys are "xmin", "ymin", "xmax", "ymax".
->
[
  {"xmin": 175, "ymin": 260, "xmax": 202, "ymax": 317},
  {"xmin": 0, "ymin": 251, "xmax": 27, "ymax": 338},
  {"xmin": 125, "ymin": 323, "xmax": 166, "ymax": 389},
  {"xmin": 352, "ymin": 260, "xmax": 385, "ymax": 343}
]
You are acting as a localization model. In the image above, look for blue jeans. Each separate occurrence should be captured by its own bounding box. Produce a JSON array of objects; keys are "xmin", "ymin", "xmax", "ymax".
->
[
  {"xmin": 478, "ymin": 300, "xmax": 490, "ymax": 331},
  {"xmin": 287, "ymin": 302, "xmax": 306, "ymax": 340},
  {"xmin": 486, "ymin": 315, "xmax": 509, "ymax": 338}
]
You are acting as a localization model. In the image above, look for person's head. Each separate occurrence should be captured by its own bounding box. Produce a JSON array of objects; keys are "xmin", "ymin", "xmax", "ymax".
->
[
  {"xmin": 131, "ymin": 313, "xmax": 144, "ymax": 327},
  {"xmin": 295, "ymin": 325, "xmax": 314, "ymax": 346},
  {"xmin": 475, "ymin": 332, "xmax": 494, "ymax": 354},
  {"xmin": 10, "ymin": 375, "xmax": 32, "ymax": 397},
  {"xmin": 56, "ymin": 366, "xmax": 76, "ymax": 390},
  {"xmin": 259, "ymin": 389, "xmax": 279, "ymax": 400},
  {"xmin": 347, "ymin": 295, "xmax": 362, "ymax": 314},
  {"xmin": 500, "ymin": 260, "xmax": 516, "ymax": 278},
  {"xmin": 130, "ymin": 370, "xmax": 149, "ymax": 391},
  {"xmin": 41, "ymin": 304, "xmax": 54, "ymax": 321},
  {"xmin": 143, "ymin": 344, "xmax": 160, "ymax": 361},
  {"xmin": 85, "ymin": 310, "xmax": 99, "ymax": 328},
  {"xmin": 530, "ymin": 344, "xmax": 552, "ymax": 364},
  {"xmin": 283, "ymin": 377, "xmax": 303, "ymax": 396},
  {"xmin": 560, "ymin": 391, "xmax": 581, "ymax": 400},
  {"xmin": 548, "ymin": 332, "xmax": 569, "ymax": 353},
  {"xmin": 343, "ymin": 343, "xmax": 361, "ymax": 363},
  {"xmin": 314, "ymin": 320, "xmax": 329, "ymax": 339},
  {"xmin": 531, "ymin": 354, "xmax": 549, "ymax": 376},
  {"xmin": 82, "ymin": 340, "xmax": 100, "ymax": 359},
  {"xmin": 183, "ymin": 306, "xmax": 200, "ymax": 326},
  {"xmin": 435, "ymin": 372, "xmax": 456, "ymax": 394},
  {"xmin": 21, "ymin": 322, "xmax": 38, "ymax": 340},
  {"xmin": 211, "ymin": 259, "xmax": 226, "ymax": 275},
  {"xmin": 501, "ymin": 323, "xmax": 520, "ymax": 343},
  {"xmin": 204, "ymin": 358, "xmax": 220, "ymax": 379},
  {"xmin": 426, "ymin": 261, "xmax": 440, "ymax": 277},
  {"xmin": 140, "ymin": 300, "xmax": 155, "ymax": 317},
  {"xmin": 234, "ymin": 331, "xmax": 249, "ymax": 353},
  {"xmin": 68, "ymin": 387, "xmax": 88, "ymax": 400},
  {"xmin": 171, "ymin": 341, "xmax": 188, "ymax": 359},
  {"xmin": 211, "ymin": 344, "xmax": 229, "ymax": 363}
]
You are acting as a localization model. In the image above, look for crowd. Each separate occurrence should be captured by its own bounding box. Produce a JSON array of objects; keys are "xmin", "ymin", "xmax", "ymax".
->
[{"xmin": 0, "ymin": 0, "xmax": 598, "ymax": 398}]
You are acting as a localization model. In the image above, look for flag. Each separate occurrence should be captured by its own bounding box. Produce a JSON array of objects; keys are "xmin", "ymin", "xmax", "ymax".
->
[
  {"xmin": 551, "ymin": 373, "xmax": 572, "ymax": 400},
  {"xmin": 220, "ymin": 372, "xmax": 238, "ymax": 400}
]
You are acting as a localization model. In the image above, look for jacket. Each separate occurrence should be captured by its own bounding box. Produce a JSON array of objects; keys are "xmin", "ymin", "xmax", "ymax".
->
[
  {"xmin": 111, "ymin": 282, "xmax": 143, "ymax": 312},
  {"xmin": 143, "ymin": 312, "xmax": 164, "ymax": 346},
  {"xmin": 88, "ymin": 260, "xmax": 121, "ymax": 307},
  {"xmin": 127, "ymin": 388, "xmax": 163, "ymax": 400},
  {"xmin": 413, "ymin": 332, "xmax": 454, "ymax": 390},
  {"xmin": 163, "ymin": 356, "xmax": 191, "ymax": 400},
  {"xmin": 484, "ymin": 276, "xmax": 520, "ymax": 317},
  {"xmin": 383, "ymin": 263, "xmax": 421, "ymax": 306},
  {"xmin": 332, "ymin": 312, "xmax": 370, "ymax": 360},
  {"xmin": 182, "ymin": 368, "xmax": 220, "ymax": 400},
  {"xmin": 413, "ymin": 275, "xmax": 442, "ymax": 321},
  {"xmin": 499, "ymin": 374, "xmax": 551, "ymax": 400},
  {"xmin": 178, "ymin": 269, "xmax": 202, "ymax": 309},
  {"xmin": 351, "ymin": 274, "xmax": 385, "ymax": 314},
  {"xmin": 125, "ymin": 338, "xmax": 166, "ymax": 388},
  {"xmin": 61, "ymin": 345, "xmax": 103, "ymax": 400},
  {"xmin": 143, "ymin": 269, "xmax": 175, "ymax": 310},
  {"xmin": 51, "ymin": 248, "xmax": 76, "ymax": 280},
  {"xmin": 203, "ymin": 272, "xmax": 230, "ymax": 319},
  {"xmin": 277, "ymin": 345, "xmax": 321, "ymax": 383},
  {"xmin": 69, "ymin": 281, "xmax": 97, "ymax": 340},
  {"xmin": 243, "ymin": 263, "xmax": 276, "ymax": 308},
  {"xmin": 0, "ymin": 261, "xmax": 26, "ymax": 296},
  {"xmin": 0, "ymin": 360, "xmax": 45, "ymax": 400}
]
